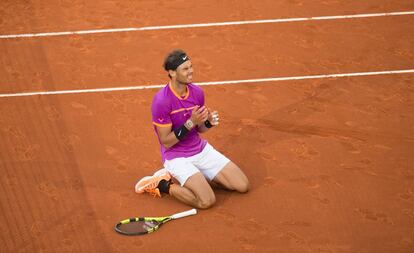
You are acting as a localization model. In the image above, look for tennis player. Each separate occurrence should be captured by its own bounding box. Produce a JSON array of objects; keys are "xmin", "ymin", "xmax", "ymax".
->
[{"xmin": 135, "ymin": 49, "xmax": 249, "ymax": 209}]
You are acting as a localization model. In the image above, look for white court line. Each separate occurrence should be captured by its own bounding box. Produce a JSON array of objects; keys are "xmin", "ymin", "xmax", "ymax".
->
[
  {"xmin": 1, "ymin": 11, "xmax": 414, "ymax": 39},
  {"xmin": 0, "ymin": 69, "xmax": 413, "ymax": 98}
]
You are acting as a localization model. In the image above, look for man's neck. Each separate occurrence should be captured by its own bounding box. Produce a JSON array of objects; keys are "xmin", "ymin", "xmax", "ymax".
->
[{"xmin": 170, "ymin": 80, "xmax": 188, "ymax": 97}]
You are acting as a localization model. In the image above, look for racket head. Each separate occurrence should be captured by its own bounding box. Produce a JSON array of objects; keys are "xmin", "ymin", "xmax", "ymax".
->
[{"xmin": 115, "ymin": 217, "xmax": 170, "ymax": 236}]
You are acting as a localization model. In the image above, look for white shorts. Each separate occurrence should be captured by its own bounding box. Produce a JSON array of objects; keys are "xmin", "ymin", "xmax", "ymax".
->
[{"xmin": 164, "ymin": 143, "xmax": 230, "ymax": 186}]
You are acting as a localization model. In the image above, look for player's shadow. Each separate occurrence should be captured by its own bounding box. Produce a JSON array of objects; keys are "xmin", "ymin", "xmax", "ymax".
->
[{"xmin": 210, "ymin": 79, "xmax": 353, "ymax": 206}]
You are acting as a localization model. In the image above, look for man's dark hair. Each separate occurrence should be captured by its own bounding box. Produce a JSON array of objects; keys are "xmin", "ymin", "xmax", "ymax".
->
[{"xmin": 163, "ymin": 49, "xmax": 190, "ymax": 77}]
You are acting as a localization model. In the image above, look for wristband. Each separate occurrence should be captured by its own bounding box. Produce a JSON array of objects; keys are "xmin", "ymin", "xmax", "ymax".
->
[
  {"xmin": 174, "ymin": 124, "xmax": 190, "ymax": 140},
  {"xmin": 174, "ymin": 119, "xmax": 193, "ymax": 140},
  {"xmin": 204, "ymin": 120, "xmax": 213, "ymax": 129}
]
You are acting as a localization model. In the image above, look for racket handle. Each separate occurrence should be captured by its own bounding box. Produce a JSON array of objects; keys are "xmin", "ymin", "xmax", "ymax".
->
[{"xmin": 171, "ymin": 208, "xmax": 197, "ymax": 219}]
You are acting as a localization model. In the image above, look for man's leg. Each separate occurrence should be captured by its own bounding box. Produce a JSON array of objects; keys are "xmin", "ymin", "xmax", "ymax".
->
[
  {"xmin": 212, "ymin": 161, "xmax": 250, "ymax": 193},
  {"xmin": 169, "ymin": 172, "xmax": 216, "ymax": 209}
]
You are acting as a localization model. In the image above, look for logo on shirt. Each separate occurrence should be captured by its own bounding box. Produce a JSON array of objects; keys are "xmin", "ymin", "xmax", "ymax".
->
[{"xmin": 158, "ymin": 118, "xmax": 165, "ymax": 122}]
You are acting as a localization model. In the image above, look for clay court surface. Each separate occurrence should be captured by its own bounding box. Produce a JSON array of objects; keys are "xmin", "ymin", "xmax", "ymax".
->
[{"xmin": 1, "ymin": 1, "xmax": 414, "ymax": 252}]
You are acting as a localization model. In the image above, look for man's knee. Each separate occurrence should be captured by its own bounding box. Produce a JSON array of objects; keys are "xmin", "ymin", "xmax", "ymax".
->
[
  {"xmin": 197, "ymin": 194, "xmax": 216, "ymax": 209},
  {"xmin": 236, "ymin": 179, "xmax": 250, "ymax": 193}
]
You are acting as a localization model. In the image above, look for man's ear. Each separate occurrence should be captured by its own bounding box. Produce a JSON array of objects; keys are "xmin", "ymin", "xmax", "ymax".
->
[{"xmin": 168, "ymin": 70, "xmax": 176, "ymax": 78}]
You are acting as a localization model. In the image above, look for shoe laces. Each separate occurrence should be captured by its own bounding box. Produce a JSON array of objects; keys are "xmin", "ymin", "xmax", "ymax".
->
[
  {"xmin": 143, "ymin": 180, "xmax": 159, "ymax": 190},
  {"xmin": 147, "ymin": 188, "xmax": 161, "ymax": 198}
]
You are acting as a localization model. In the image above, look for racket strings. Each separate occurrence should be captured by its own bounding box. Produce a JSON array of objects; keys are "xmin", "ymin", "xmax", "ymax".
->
[
  {"xmin": 143, "ymin": 220, "xmax": 159, "ymax": 231},
  {"xmin": 117, "ymin": 220, "xmax": 160, "ymax": 234}
]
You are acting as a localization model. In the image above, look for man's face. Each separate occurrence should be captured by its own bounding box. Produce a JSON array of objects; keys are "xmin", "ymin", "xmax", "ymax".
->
[{"xmin": 174, "ymin": 60, "xmax": 193, "ymax": 84}]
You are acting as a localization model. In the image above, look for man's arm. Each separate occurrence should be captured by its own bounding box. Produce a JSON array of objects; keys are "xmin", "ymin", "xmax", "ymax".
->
[
  {"xmin": 156, "ymin": 124, "xmax": 180, "ymax": 149},
  {"xmin": 157, "ymin": 106, "xmax": 209, "ymax": 148}
]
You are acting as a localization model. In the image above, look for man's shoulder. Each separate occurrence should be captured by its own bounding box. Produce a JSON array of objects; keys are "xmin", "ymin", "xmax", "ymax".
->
[
  {"xmin": 153, "ymin": 84, "xmax": 170, "ymax": 101},
  {"xmin": 152, "ymin": 84, "xmax": 172, "ymax": 110},
  {"xmin": 188, "ymin": 83, "xmax": 204, "ymax": 94}
]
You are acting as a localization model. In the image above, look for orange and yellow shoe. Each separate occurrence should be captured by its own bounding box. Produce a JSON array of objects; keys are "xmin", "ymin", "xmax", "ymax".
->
[{"xmin": 135, "ymin": 170, "xmax": 171, "ymax": 197}]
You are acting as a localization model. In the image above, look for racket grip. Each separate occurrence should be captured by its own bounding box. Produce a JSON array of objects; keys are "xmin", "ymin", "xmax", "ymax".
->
[{"xmin": 171, "ymin": 208, "xmax": 197, "ymax": 219}]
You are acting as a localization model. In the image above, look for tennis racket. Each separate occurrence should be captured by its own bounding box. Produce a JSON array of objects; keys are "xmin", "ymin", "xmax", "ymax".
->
[{"xmin": 114, "ymin": 208, "xmax": 197, "ymax": 235}]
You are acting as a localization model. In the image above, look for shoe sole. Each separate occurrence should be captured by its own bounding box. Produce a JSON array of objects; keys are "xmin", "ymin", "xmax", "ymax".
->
[{"xmin": 135, "ymin": 176, "xmax": 152, "ymax": 193}]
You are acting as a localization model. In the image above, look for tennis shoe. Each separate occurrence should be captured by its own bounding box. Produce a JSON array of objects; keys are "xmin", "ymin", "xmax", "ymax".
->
[
  {"xmin": 134, "ymin": 168, "xmax": 166, "ymax": 193},
  {"xmin": 135, "ymin": 171, "xmax": 171, "ymax": 197}
]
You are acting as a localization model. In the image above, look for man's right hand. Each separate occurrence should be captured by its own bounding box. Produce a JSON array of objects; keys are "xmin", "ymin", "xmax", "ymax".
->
[{"xmin": 190, "ymin": 106, "xmax": 209, "ymax": 126}]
